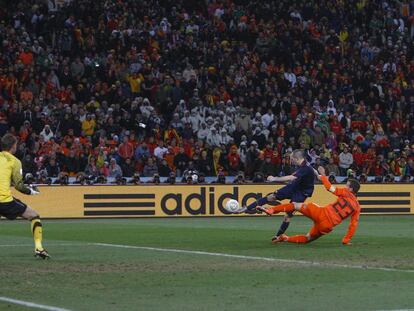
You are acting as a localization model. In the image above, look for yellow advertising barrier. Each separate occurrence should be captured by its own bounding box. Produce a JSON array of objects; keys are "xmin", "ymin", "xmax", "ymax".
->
[{"xmin": 10, "ymin": 184, "xmax": 414, "ymax": 218}]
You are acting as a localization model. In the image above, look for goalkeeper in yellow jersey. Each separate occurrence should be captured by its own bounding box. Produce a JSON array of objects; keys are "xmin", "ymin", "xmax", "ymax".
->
[{"xmin": 0, "ymin": 134, "xmax": 50, "ymax": 259}]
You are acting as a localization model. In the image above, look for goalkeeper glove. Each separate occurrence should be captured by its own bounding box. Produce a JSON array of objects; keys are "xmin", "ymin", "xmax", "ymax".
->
[{"xmin": 29, "ymin": 185, "xmax": 40, "ymax": 195}]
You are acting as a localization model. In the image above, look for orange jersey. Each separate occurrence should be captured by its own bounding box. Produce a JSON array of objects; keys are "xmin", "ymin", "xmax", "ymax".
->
[{"xmin": 321, "ymin": 176, "xmax": 361, "ymax": 242}]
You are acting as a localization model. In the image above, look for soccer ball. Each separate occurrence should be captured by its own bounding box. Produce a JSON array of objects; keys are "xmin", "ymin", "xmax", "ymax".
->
[{"xmin": 225, "ymin": 199, "xmax": 240, "ymax": 213}]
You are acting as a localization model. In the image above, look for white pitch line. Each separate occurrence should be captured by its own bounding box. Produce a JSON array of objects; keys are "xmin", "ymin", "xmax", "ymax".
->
[
  {"xmin": 1, "ymin": 241, "xmax": 412, "ymax": 274},
  {"xmin": 93, "ymin": 242, "xmax": 414, "ymax": 273},
  {"xmin": 0, "ymin": 296, "xmax": 72, "ymax": 311}
]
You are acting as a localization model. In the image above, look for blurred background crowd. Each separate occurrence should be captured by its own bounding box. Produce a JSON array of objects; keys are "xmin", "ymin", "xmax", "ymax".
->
[{"xmin": 1, "ymin": 0, "xmax": 414, "ymax": 185}]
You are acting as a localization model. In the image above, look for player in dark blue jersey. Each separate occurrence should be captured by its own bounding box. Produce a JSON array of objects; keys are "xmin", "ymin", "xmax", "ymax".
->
[{"xmin": 239, "ymin": 149, "xmax": 316, "ymax": 242}]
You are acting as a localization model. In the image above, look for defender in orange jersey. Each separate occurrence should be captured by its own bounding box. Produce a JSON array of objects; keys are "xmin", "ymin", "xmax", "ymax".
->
[{"xmin": 258, "ymin": 166, "xmax": 361, "ymax": 245}]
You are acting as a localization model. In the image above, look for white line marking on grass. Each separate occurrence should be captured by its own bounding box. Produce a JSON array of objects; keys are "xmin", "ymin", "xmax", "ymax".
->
[
  {"xmin": 2, "ymin": 241, "xmax": 412, "ymax": 274},
  {"xmin": 93, "ymin": 242, "xmax": 414, "ymax": 273},
  {"xmin": 0, "ymin": 296, "xmax": 72, "ymax": 311}
]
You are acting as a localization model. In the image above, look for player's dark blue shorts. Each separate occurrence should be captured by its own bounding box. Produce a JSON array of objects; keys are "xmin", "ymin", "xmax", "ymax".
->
[
  {"xmin": 0, "ymin": 198, "xmax": 28, "ymax": 220},
  {"xmin": 274, "ymin": 184, "xmax": 312, "ymax": 203}
]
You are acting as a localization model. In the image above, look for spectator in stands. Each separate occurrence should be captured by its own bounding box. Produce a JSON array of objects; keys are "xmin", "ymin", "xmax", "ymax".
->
[
  {"xmin": 108, "ymin": 158, "xmax": 123, "ymax": 178},
  {"xmin": 121, "ymin": 158, "xmax": 135, "ymax": 178},
  {"xmin": 45, "ymin": 157, "xmax": 60, "ymax": 178},
  {"xmin": 312, "ymin": 126, "xmax": 326, "ymax": 147},
  {"xmin": 134, "ymin": 143, "xmax": 150, "ymax": 162},
  {"xmin": 227, "ymin": 146, "xmax": 241, "ymax": 176},
  {"xmin": 118, "ymin": 136, "xmax": 134, "ymax": 163},
  {"xmin": 339, "ymin": 147, "xmax": 354, "ymax": 176},
  {"xmin": 260, "ymin": 156, "xmax": 278, "ymax": 177},
  {"xmin": 174, "ymin": 147, "xmax": 191, "ymax": 177},
  {"xmin": 40, "ymin": 125, "xmax": 54, "ymax": 142},
  {"xmin": 158, "ymin": 159, "xmax": 172, "ymax": 177},
  {"xmin": 154, "ymin": 141, "xmax": 168, "ymax": 161},
  {"xmin": 100, "ymin": 162, "xmax": 110, "ymax": 177},
  {"xmin": 84, "ymin": 156, "xmax": 99, "ymax": 177},
  {"xmin": 143, "ymin": 157, "xmax": 158, "ymax": 177},
  {"xmin": 245, "ymin": 141, "xmax": 260, "ymax": 179},
  {"xmin": 2, "ymin": 0, "xmax": 414, "ymax": 183},
  {"xmin": 325, "ymin": 158, "xmax": 340, "ymax": 177}
]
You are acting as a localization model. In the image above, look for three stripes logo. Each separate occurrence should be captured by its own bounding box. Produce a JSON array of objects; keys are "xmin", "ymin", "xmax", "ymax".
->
[
  {"xmin": 358, "ymin": 191, "xmax": 411, "ymax": 213},
  {"xmin": 83, "ymin": 194, "xmax": 155, "ymax": 216}
]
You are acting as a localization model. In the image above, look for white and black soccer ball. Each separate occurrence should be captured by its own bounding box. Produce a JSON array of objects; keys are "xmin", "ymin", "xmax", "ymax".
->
[{"xmin": 224, "ymin": 199, "xmax": 240, "ymax": 213}]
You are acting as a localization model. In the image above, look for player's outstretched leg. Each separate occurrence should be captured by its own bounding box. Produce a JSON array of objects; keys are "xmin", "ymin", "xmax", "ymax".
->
[
  {"xmin": 241, "ymin": 193, "xmax": 280, "ymax": 213},
  {"xmin": 282, "ymin": 234, "xmax": 309, "ymax": 243},
  {"xmin": 22, "ymin": 207, "xmax": 50, "ymax": 259},
  {"xmin": 243, "ymin": 196, "xmax": 270, "ymax": 212},
  {"xmin": 280, "ymin": 232, "xmax": 321, "ymax": 244},
  {"xmin": 262, "ymin": 202, "xmax": 296, "ymax": 215}
]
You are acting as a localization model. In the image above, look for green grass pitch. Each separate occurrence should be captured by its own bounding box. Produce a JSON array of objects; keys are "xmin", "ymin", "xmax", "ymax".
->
[{"xmin": 0, "ymin": 216, "xmax": 413, "ymax": 311}]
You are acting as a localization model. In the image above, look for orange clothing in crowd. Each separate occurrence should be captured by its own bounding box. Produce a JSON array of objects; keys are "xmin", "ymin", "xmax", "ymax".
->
[{"xmin": 20, "ymin": 90, "xmax": 33, "ymax": 102}]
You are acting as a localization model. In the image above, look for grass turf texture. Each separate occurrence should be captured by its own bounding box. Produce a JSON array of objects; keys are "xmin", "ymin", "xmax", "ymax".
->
[{"xmin": 0, "ymin": 216, "xmax": 413, "ymax": 311}]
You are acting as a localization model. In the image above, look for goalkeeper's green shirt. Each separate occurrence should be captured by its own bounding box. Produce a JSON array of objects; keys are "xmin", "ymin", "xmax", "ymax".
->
[{"xmin": 0, "ymin": 151, "xmax": 31, "ymax": 203}]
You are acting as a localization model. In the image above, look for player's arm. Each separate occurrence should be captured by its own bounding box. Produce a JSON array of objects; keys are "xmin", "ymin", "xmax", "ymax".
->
[
  {"xmin": 312, "ymin": 167, "xmax": 325, "ymax": 181},
  {"xmin": 315, "ymin": 166, "xmax": 334, "ymax": 191},
  {"xmin": 342, "ymin": 209, "xmax": 360, "ymax": 245},
  {"xmin": 318, "ymin": 166, "xmax": 346, "ymax": 196},
  {"xmin": 320, "ymin": 175, "xmax": 347, "ymax": 196},
  {"xmin": 268, "ymin": 163, "xmax": 314, "ymax": 183},
  {"xmin": 12, "ymin": 160, "xmax": 38, "ymax": 195},
  {"xmin": 267, "ymin": 175, "xmax": 297, "ymax": 182}
]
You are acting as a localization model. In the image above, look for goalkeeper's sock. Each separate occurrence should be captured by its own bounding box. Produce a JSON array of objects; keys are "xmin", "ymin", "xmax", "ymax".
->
[
  {"xmin": 267, "ymin": 203, "xmax": 295, "ymax": 215},
  {"xmin": 31, "ymin": 217, "xmax": 44, "ymax": 251},
  {"xmin": 286, "ymin": 235, "xmax": 308, "ymax": 244},
  {"xmin": 246, "ymin": 197, "xmax": 268, "ymax": 211}
]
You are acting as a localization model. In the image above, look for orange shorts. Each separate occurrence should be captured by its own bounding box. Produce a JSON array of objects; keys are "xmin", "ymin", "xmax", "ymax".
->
[{"xmin": 299, "ymin": 202, "xmax": 333, "ymax": 237}]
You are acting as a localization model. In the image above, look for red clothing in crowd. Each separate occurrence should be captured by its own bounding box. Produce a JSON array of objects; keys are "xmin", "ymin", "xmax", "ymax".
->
[{"xmin": 118, "ymin": 141, "xmax": 134, "ymax": 159}]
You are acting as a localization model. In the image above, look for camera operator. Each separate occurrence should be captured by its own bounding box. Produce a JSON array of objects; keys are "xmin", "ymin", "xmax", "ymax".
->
[
  {"xmin": 25, "ymin": 173, "xmax": 36, "ymax": 185},
  {"xmin": 95, "ymin": 175, "xmax": 107, "ymax": 184},
  {"xmin": 114, "ymin": 175, "xmax": 127, "ymax": 185},
  {"xmin": 129, "ymin": 173, "xmax": 141, "ymax": 185},
  {"xmin": 147, "ymin": 173, "xmax": 161, "ymax": 185},
  {"xmin": 36, "ymin": 169, "xmax": 52, "ymax": 185},
  {"xmin": 197, "ymin": 172, "xmax": 206, "ymax": 184},
  {"xmin": 233, "ymin": 172, "xmax": 246, "ymax": 184},
  {"xmin": 212, "ymin": 170, "xmax": 226, "ymax": 184},
  {"xmin": 54, "ymin": 172, "xmax": 69, "ymax": 185},
  {"xmin": 384, "ymin": 174, "xmax": 395, "ymax": 183},
  {"xmin": 165, "ymin": 171, "xmax": 176, "ymax": 185},
  {"xmin": 186, "ymin": 174, "xmax": 198, "ymax": 185},
  {"xmin": 358, "ymin": 173, "xmax": 367, "ymax": 183},
  {"xmin": 181, "ymin": 162, "xmax": 198, "ymax": 183},
  {"xmin": 74, "ymin": 172, "xmax": 86, "ymax": 185},
  {"xmin": 252, "ymin": 171, "xmax": 265, "ymax": 183}
]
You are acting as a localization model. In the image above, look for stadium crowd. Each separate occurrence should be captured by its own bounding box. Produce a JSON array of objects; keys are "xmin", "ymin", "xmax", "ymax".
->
[{"xmin": 1, "ymin": 0, "xmax": 414, "ymax": 184}]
